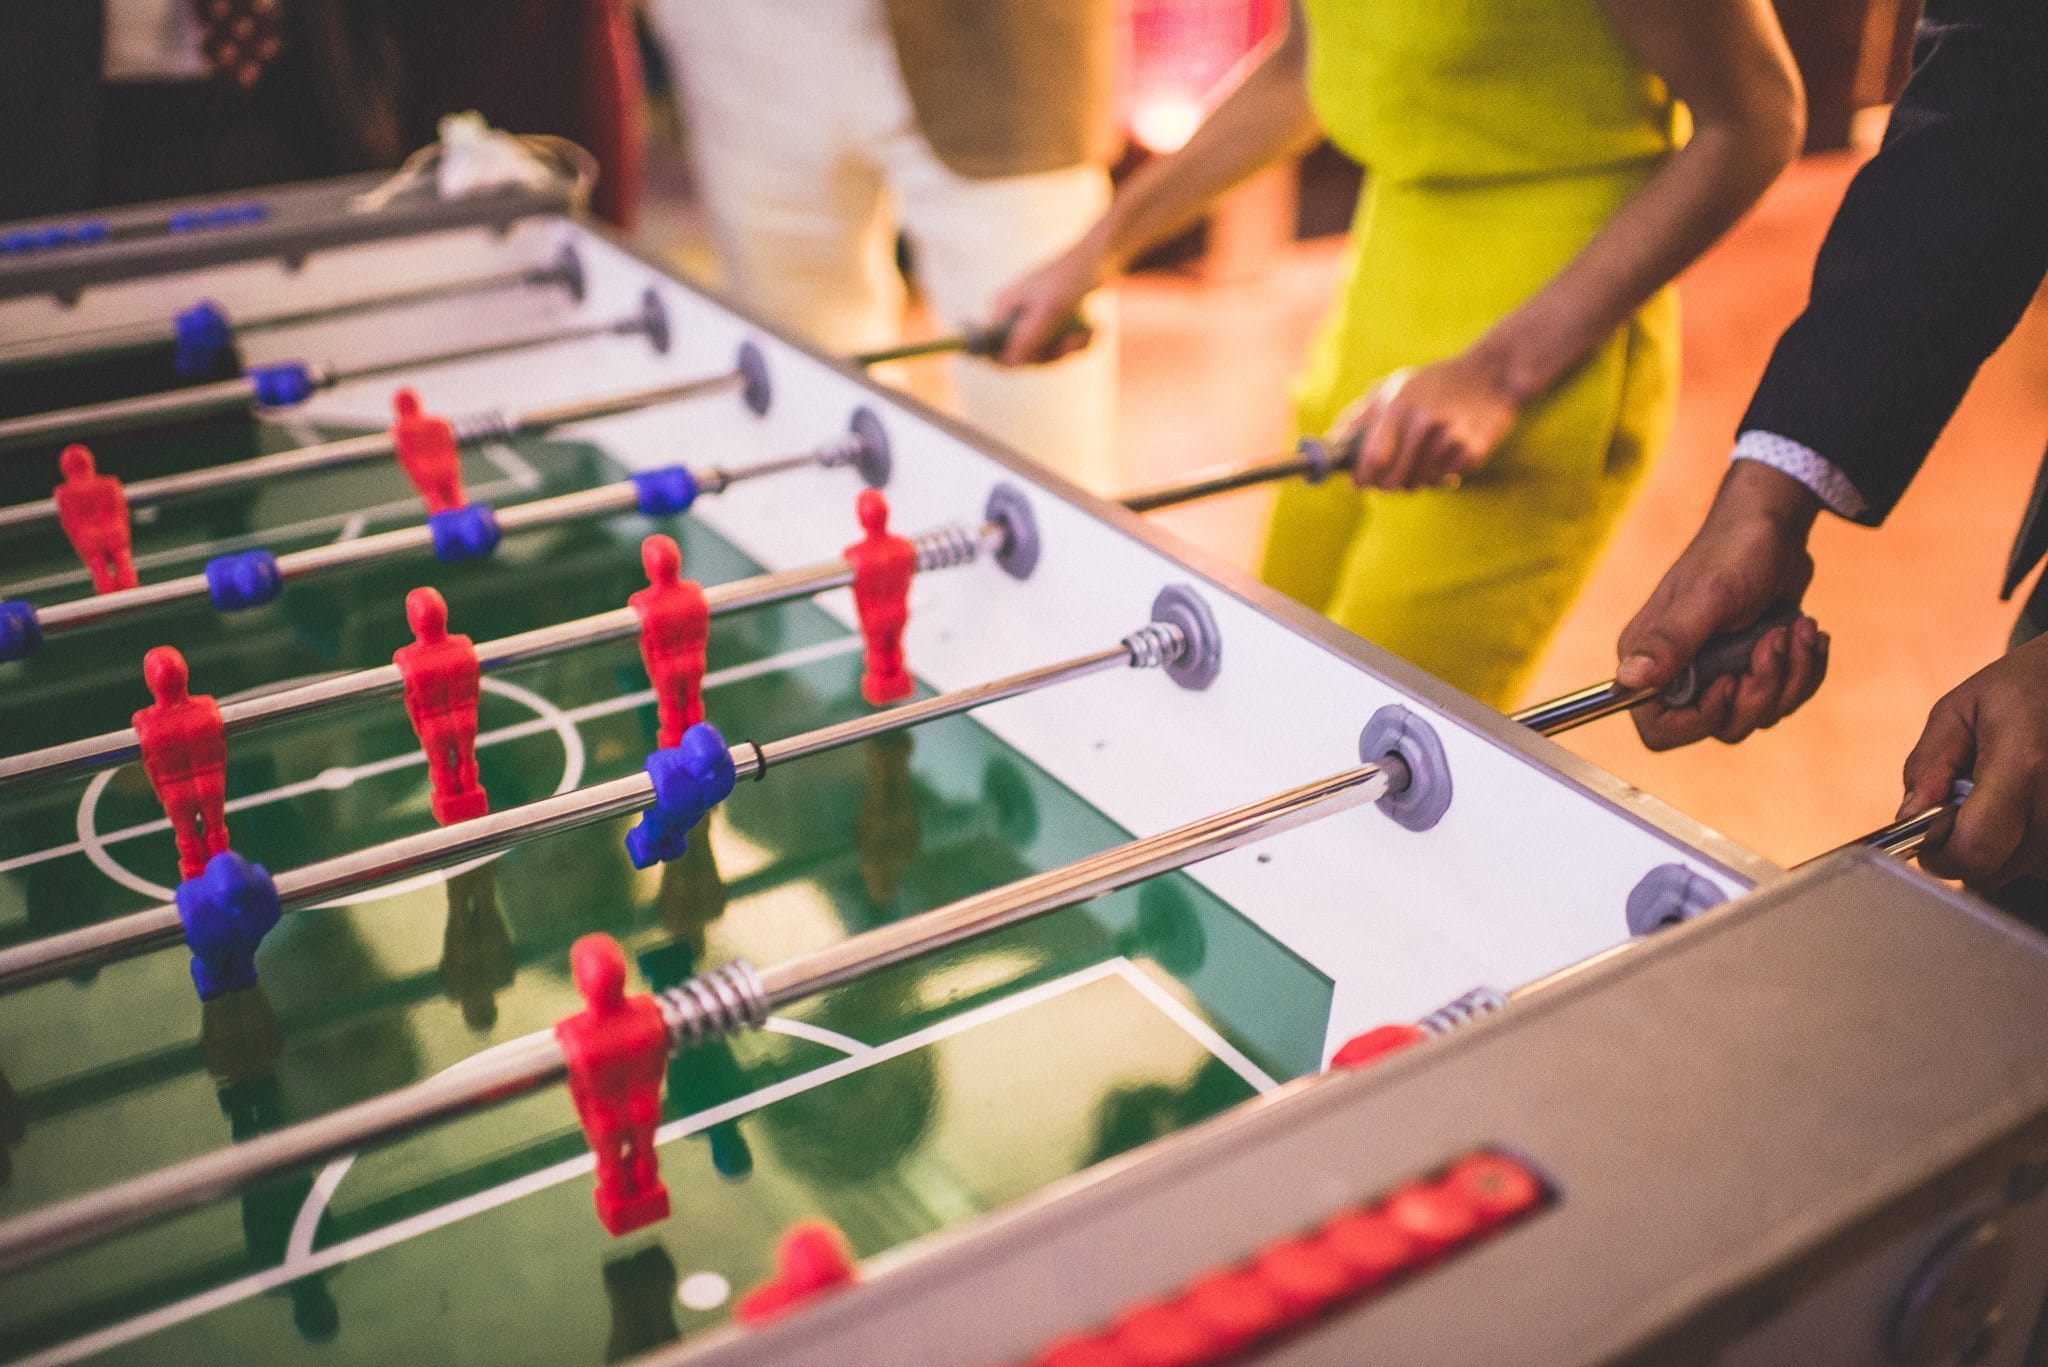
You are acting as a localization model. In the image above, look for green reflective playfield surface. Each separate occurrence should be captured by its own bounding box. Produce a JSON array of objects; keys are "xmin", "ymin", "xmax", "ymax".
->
[{"xmin": 0, "ymin": 412, "xmax": 1331, "ymax": 1364}]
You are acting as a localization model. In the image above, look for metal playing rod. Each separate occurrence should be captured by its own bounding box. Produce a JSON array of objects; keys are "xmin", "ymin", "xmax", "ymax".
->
[
  {"xmin": 12, "ymin": 418, "xmax": 855, "ymax": 645},
  {"xmin": 0, "ymin": 521, "xmax": 996, "ymax": 789},
  {"xmin": 0, "ymin": 735, "xmax": 1396, "ymax": 1276},
  {"xmin": 1118, "ymin": 437, "xmax": 1353, "ymax": 515},
  {"xmin": 742, "ymin": 758, "xmax": 1404, "ymax": 1017},
  {"xmin": 849, "ymin": 332, "xmax": 994, "ymax": 367},
  {"xmin": 0, "ymin": 619, "xmax": 1191, "ymax": 994},
  {"xmin": 0, "ymin": 1032, "xmax": 570, "ymax": 1277},
  {"xmin": 0, "ymin": 292, "xmax": 669, "ymax": 453},
  {"xmin": 0, "ymin": 251, "xmax": 583, "ymax": 373},
  {"xmin": 1326, "ymin": 800, "xmax": 1978, "ymax": 1067},
  {"xmin": 1511, "ymin": 604, "xmax": 1804, "ymax": 739},
  {"xmin": 849, "ymin": 314, "xmax": 1089, "ymax": 369},
  {"xmin": 0, "ymin": 371, "xmax": 750, "ymax": 534},
  {"xmin": 28, "ymin": 486, "xmax": 615, "ymax": 635}
]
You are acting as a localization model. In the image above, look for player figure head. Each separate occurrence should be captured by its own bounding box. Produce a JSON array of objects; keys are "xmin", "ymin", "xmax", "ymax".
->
[
  {"xmin": 59, "ymin": 444, "xmax": 97, "ymax": 484},
  {"xmin": 392, "ymin": 388, "xmax": 422, "ymax": 421},
  {"xmin": 143, "ymin": 645, "xmax": 190, "ymax": 705},
  {"xmin": 570, "ymin": 934, "xmax": 628, "ymax": 1010},
  {"xmin": 641, "ymin": 534, "xmax": 683, "ymax": 589},
  {"xmin": 406, "ymin": 586, "xmax": 450, "ymax": 645},
  {"xmin": 856, "ymin": 488, "xmax": 889, "ymax": 537}
]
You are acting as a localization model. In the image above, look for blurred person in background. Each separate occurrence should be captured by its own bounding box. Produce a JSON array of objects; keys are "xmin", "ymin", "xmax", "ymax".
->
[
  {"xmin": 645, "ymin": 0, "xmax": 1121, "ymax": 489},
  {"xmin": 0, "ymin": 0, "xmax": 641, "ymax": 227},
  {"xmin": 993, "ymin": 0, "xmax": 1804, "ymax": 709}
]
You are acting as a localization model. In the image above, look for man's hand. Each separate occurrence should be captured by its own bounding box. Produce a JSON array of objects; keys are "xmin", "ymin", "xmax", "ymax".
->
[
  {"xmin": 1901, "ymin": 635, "xmax": 2048, "ymax": 889},
  {"xmin": 1336, "ymin": 352, "xmax": 1525, "ymax": 492},
  {"xmin": 1616, "ymin": 460, "xmax": 1829, "ymax": 749}
]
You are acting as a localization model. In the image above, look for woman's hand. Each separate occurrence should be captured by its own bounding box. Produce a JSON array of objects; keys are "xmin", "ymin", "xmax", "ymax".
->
[
  {"xmin": 1336, "ymin": 351, "xmax": 1526, "ymax": 491},
  {"xmin": 988, "ymin": 240, "xmax": 1105, "ymax": 367}
]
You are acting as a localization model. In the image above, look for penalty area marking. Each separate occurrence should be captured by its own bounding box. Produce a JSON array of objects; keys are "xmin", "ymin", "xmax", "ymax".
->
[
  {"xmin": 0, "ymin": 634, "xmax": 863, "ymax": 893},
  {"xmin": 75, "ymin": 676, "xmax": 587, "ymax": 904},
  {"xmin": 21, "ymin": 957, "xmax": 1275, "ymax": 1367}
]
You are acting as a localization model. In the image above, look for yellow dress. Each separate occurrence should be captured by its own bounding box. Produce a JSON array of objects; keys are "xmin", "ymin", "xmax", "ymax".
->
[{"xmin": 1262, "ymin": 0, "xmax": 1684, "ymax": 707}]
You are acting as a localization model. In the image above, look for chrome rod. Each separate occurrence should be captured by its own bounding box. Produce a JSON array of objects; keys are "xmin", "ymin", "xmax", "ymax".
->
[
  {"xmin": 0, "ymin": 712, "xmax": 1378, "ymax": 1278},
  {"xmin": 0, "ymin": 524, "xmax": 1000, "ymax": 789},
  {"xmin": 329, "ymin": 316, "xmax": 645, "ymax": 386},
  {"xmin": 0, "ymin": 310, "xmax": 650, "ymax": 454},
  {"xmin": 1115, "ymin": 438, "xmax": 1350, "ymax": 516},
  {"xmin": 848, "ymin": 334, "xmax": 978, "ymax": 367},
  {"xmin": 1510, "ymin": 681, "xmax": 1658, "ymax": 737},
  {"xmin": 753, "ymin": 758, "xmax": 1401, "ymax": 1012},
  {"xmin": 1824, "ymin": 805, "xmax": 1953, "ymax": 862},
  {"xmin": 502, "ymin": 370, "xmax": 744, "ymax": 433},
  {"xmin": 0, "ymin": 259, "xmax": 574, "ymax": 371},
  {"xmin": 19, "ymin": 441, "xmax": 872, "ymax": 642},
  {"xmin": 0, "ymin": 372, "xmax": 746, "ymax": 534},
  {"xmin": 241, "ymin": 259, "xmax": 573, "ymax": 335},
  {"xmin": 851, "ymin": 315, "xmax": 1084, "ymax": 368},
  {"xmin": 0, "ymin": 619, "xmax": 1171, "ymax": 993},
  {"xmin": 752, "ymin": 643, "xmax": 1134, "ymax": 777},
  {"xmin": 1363, "ymin": 805, "xmax": 1967, "ymax": 1060},
  {"xmin": 0, "ymin": 1034, "xmax": 568, "ymax": 1277},
  {"xmin": 0, "ymin": 371, "xmax": 283, "ymax": 451}
]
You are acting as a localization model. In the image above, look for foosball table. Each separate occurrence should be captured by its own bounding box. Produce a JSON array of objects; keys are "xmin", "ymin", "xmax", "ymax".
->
[{"xmin": 0, "ymin": 176, "xmax": 2044, "ymax": 1367}]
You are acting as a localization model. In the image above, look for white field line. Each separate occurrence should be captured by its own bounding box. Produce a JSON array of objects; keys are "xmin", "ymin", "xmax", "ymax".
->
[
  {"xmin": 19, "ymin": 959, "xmax": 1201, "ymax": 1367},
  {"xmin": 0, "ymin": 635, "xmax": 861, "ymax": 878}
]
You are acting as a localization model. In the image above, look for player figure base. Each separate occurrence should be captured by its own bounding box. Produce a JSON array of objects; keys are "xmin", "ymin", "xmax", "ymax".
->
[
  {"xmin": 860, "ymin": 671, "xmax": 913, "ymax": 707},
  {"xmin": 594, "ymin": 1183, "xmax": 672, "ymax": 1236},
  {"xmin": 431, "ymin": 787, "xmax": 490, "ymax": 826}
]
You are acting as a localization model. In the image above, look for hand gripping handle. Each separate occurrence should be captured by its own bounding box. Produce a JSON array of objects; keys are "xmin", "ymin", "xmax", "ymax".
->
[
  {"xmin": 966, "ymin": 310, "xmax": 1091, "ymax": 360},
  {"xmin": 1662, "ymin": 601, "xmax": 1804, "ymax": 707}
]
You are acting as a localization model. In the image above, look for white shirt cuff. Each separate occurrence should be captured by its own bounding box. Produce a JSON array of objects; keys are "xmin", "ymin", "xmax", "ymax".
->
[{"xmin": 1731, "ymin": 430, "xmax": 1871, "ymax": 521}]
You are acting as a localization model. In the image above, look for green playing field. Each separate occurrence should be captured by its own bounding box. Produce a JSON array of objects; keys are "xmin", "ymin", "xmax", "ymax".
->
[{"xmin": 0, "ymin": 417, "xmax": 1332, "ymax": 1364}]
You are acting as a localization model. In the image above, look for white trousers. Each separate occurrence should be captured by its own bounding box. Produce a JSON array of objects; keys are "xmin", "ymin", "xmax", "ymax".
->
[{"xmin": 648, "ymin": 0, "xmax": 1120, "ymax": 490}]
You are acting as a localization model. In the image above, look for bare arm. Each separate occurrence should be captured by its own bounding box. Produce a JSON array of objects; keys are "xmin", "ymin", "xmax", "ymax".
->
[
  {"xmin": 1477, "ymin": 0, "xmax": 1805, "ymax": 402},
  {"xmin": 1348, "ymin": 0, "xmax": 1805, "ymax": 490},
  {"xmin": 995, "ymin": 0, "xmax": 1320, "ymax": 363}
]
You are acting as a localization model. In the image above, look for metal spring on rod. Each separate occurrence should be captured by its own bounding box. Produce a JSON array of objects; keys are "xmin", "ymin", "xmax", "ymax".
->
[
  {"xmin": 1418, "ymin": 985, "xmax": 1509, "ymax": 1036},
  {"xmin": 454, "ymin": 408, "xmax": 519, "ymax": 444},
  {"xmin": 1120, "ymin": 621, "xmax": 1188, "ymax": 671},
  {"xmin": 913, "ymin": 524, "xmax": 982, "ymax": 572},
  {"xmin": 657, "ymin": 960, "xmax": 768, "ymax": 1049},
  {"xmin": 812, "ymin": 432, "xmax": 869, "ymax": 471}
]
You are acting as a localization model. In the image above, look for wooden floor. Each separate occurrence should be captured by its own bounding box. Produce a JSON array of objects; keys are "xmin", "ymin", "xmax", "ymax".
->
[{"xmin": 649, "ymin": 148, "xmax": 2048, "ymax": 870}]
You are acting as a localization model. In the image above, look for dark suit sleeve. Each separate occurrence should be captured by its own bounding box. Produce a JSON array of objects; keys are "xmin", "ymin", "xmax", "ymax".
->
[{"xmin": 1738, "ymin": 0, "xmax": 2048, "ymax": 526}]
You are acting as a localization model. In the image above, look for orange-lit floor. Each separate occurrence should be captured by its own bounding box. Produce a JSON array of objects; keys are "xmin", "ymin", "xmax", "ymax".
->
[{"xmin": 649, "ymin": 149, "xmax": 2048, "ymax": 870}]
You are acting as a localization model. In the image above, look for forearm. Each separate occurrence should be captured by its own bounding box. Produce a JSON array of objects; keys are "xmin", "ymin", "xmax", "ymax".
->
[
  {"xmin": 1465, "ymin": 0, "xmax": 1802, "ymax": 403},
  {"xmin": 1472, "ymin": 116, "xmax": 1798, "ymax": 404},
  {"xmin": 1087, "ymin": 18, "xmax": 1320, "ymax": 278}
]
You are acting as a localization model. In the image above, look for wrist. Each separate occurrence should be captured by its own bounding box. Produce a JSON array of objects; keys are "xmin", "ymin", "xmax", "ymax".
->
[
  {"xmin": 1715, "ymin": 458, "xmax": 1824, "ymax": 540},
  {"xmin": 1464, "ymin": 328, "xmax": 1554, "ymax": 407}
]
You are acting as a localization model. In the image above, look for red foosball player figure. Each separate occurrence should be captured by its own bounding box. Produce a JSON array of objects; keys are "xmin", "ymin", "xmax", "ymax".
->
[
  {"xmin": 133, "ymin": 646, "xmax": 230, "ymax": 880},
  {"xmin": 735, "ymin": 1220, "xmax": 857, "ymax": 1325},
  {"xmin": 555, "ymin": 934, "xmax": 671, "ymax": 1236},
  {"xmin": 393, "ymin": 587, "xmax": 488, "ymax": 824},
  {"xmin": 844, "ymin": 489, "xmax": 915, "ymax": 706},
  {"xmin": 390, "ymin": 388, "xmax": 466, "ymax": 515},
  {"xmin": 630, "ymin": 535, "xmax": 710, "ymax": 749},
  {"xmin": 54, "ymin": 444, "xmax": 138, "ymax": 593}
]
